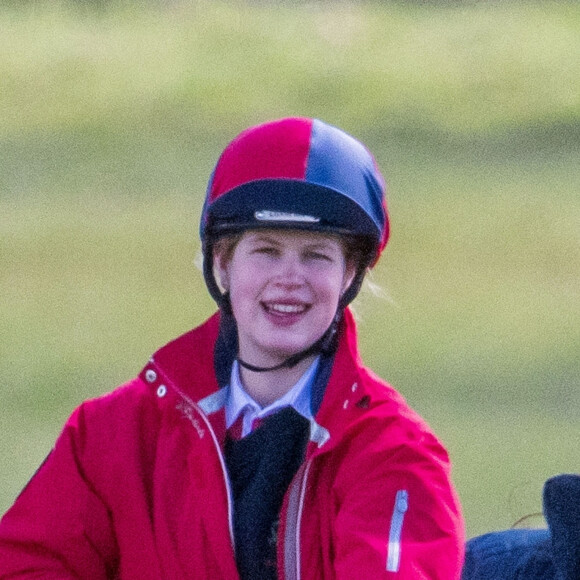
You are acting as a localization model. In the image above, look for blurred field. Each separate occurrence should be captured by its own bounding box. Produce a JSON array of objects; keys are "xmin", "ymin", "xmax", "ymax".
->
[{"xmin": 1, "ymin": 0, "xmax": 579, "ymax": 538}]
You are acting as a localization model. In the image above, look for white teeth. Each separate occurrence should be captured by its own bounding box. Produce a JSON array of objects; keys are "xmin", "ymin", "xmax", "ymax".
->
[{"xmin": 268, "ymin": 303, "xmax": 306, "ymax": 314}]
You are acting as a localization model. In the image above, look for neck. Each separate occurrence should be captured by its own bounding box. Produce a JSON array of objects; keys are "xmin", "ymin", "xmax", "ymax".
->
[{"xmin": 238, "ymin": 354, "xmax": 316, "ymax": 407}]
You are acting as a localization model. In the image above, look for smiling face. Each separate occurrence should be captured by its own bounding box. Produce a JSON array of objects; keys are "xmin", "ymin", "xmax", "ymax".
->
[{"xmin": 215, "ymin": 229, "xmax": 356, "ymax": 369}]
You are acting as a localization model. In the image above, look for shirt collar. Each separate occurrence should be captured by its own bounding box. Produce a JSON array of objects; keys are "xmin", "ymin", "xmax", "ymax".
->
[{"xmin": 225, "ymin": 357, "xmax": 319, "ymax": 434}]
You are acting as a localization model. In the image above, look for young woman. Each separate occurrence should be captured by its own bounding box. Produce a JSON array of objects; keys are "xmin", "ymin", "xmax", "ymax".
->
[{"xmin": 0, "ymin": 117, "xmax": 465, "ymax": 578}]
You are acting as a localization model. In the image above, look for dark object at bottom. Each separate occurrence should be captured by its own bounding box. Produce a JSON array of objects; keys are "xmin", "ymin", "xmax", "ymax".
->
[{"xmin": 462, "ymin": 474, "xmax": 580, "ymax": 580}]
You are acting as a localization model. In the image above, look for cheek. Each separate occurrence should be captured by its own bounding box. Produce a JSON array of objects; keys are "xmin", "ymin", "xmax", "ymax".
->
[
  {"xmin": 228, "ymin": 287, "xmax": 253, "ymax": 330},
  {"xmin": 227, "ymin": 265, "xmax": 260, "ymax": 309},
  {"xmin": 314, "ymin": 272, "xmax": 346, "ymax": 305}
]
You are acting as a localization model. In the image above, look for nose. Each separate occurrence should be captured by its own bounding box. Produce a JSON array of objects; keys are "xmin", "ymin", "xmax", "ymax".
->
[{"xmin": 272, "ymin": 252, "xmax": 305, "ymax": 289}]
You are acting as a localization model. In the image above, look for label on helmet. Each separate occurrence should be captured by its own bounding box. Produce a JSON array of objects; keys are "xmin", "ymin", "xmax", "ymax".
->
[{"xmin": 254, "ymin": 210, "xmax": 320, "ymax": 223}]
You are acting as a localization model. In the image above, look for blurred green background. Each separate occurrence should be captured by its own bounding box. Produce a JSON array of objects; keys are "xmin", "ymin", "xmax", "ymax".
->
[{"xmin": 1, "ymin": 0, "xmax": 579, "ymax": 539}]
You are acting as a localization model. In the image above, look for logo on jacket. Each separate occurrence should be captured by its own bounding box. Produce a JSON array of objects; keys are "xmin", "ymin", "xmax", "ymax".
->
[{"xmin": 176, "ymin": 401, "xmax": 206, "ymax": 439}]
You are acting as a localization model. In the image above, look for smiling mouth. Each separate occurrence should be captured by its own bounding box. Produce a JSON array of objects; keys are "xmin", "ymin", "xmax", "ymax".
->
[{"xmin": 262, "ymin": 302, "xmax": 309, "ymax": 315}]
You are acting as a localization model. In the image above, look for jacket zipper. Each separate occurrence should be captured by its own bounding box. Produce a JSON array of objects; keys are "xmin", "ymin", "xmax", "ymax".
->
[
  {"xmin": 282, "ymin": 459, "xmax": 312, "ymax": 580},
  {"xmin": 386, "ymin": 489, "xmax": 408, "ymax": 572},
  {"xmin": 174, "ymin": 390, "xmax": 236, "ymax": 552},
  {"xmin": 196, "ymin": 402, "xmax": 236, "ymax": 551}
]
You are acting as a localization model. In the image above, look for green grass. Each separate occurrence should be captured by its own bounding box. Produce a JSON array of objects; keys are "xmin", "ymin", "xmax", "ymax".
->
[{"xmin": 1, "ymin": 0, "xmax": 579, "ymax": 539}]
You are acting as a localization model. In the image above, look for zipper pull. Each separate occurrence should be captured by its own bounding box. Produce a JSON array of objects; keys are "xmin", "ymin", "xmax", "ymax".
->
[
  {"xmin": 386, "ymin": 489, "xmax": 409, "ymax": 573},
  {"xmin": 396, "ymin": 489, "xmax": 408, "ymax": 512}
]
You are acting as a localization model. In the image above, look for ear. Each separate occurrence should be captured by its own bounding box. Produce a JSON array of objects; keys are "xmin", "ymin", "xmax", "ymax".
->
[
  {"xmin": 213, "ymin": 247, "xmax": 230, "ymax": 292},
  {"xmin": 341, "ymin": 261, "xmax": 358, "ymax": 296}
]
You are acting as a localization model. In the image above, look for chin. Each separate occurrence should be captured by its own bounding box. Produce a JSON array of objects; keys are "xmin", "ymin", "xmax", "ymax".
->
[{"xmin": 264, "ymin": 339, "xmax": 317, "ymax": 361}]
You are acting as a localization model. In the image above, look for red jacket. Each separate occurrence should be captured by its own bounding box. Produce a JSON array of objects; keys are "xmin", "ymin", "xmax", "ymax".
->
[{"xmin": 0, "ymin": 310, "xmax": 464, "ymax": 578}]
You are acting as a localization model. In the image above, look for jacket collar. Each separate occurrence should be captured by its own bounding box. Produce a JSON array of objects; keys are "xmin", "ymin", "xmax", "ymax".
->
[
  {"xmin": 308, "ymin": 308, "xmax": 365, "ymax": 454},
  {"xmin": 141, "ymin": 312, "xmax": 222, "ymax": 402},
  {"xmin": 141, "ymin": 308, "xmax": 366, "ymax": 453}
]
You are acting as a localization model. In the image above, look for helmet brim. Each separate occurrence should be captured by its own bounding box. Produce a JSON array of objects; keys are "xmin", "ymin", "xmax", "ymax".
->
[{"xmin": 202, "ymin": 179, "xmax": 382, "ymax": 255}]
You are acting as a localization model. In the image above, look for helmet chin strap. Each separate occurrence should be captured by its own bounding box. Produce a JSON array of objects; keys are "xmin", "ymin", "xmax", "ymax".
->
[{"xmin": 236, "ymin": 312, "xmax": 341, "ymax": 373}]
